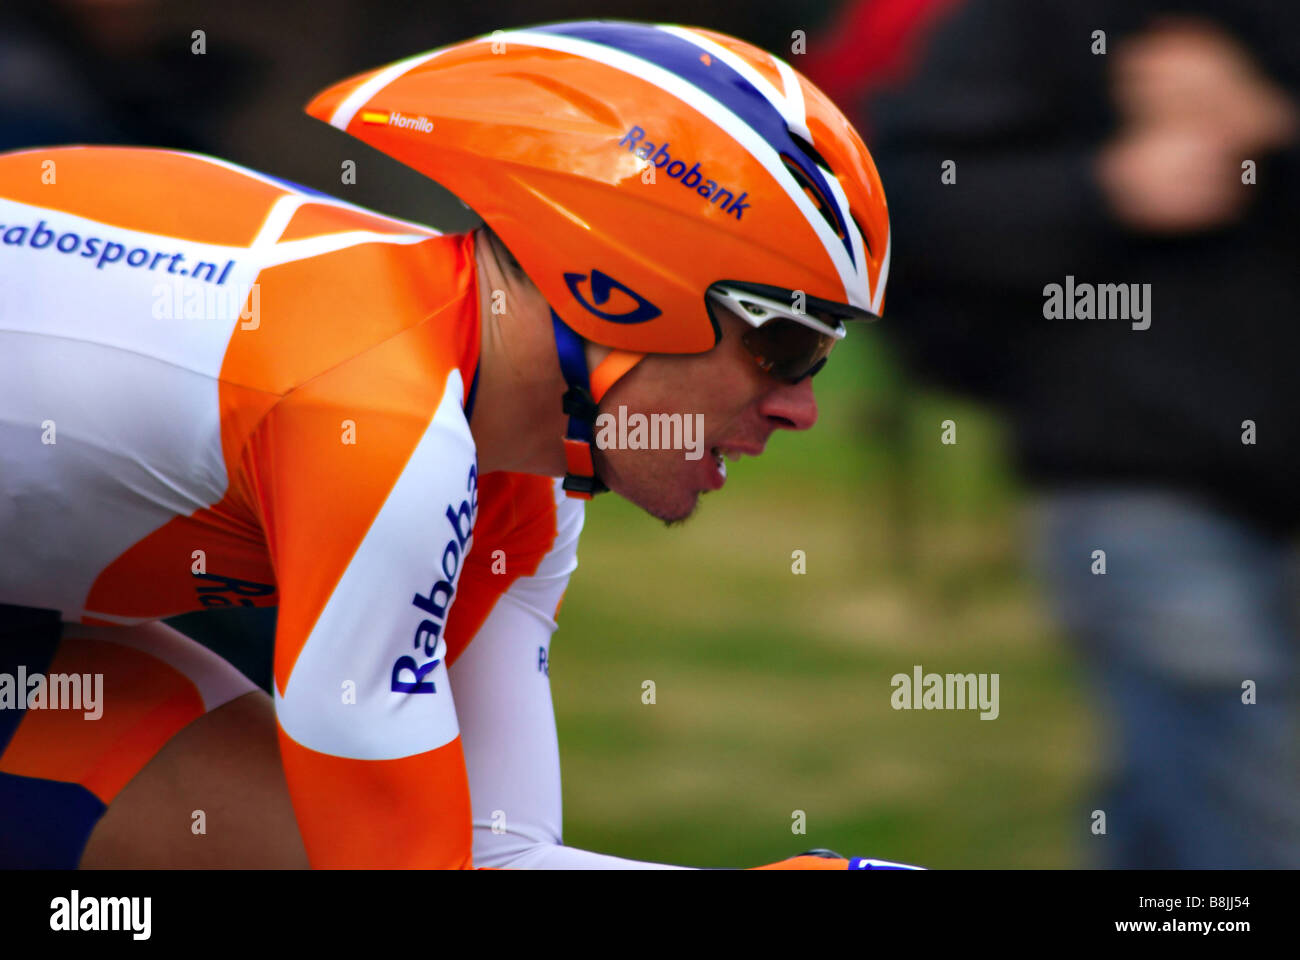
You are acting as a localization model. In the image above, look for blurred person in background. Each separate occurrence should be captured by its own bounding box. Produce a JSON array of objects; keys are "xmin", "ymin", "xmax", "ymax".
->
[
  {"xmin": 860, "ymin": 0, "xmax": 1300, "ymax": 867},
  {"xmin": 0, "ymin": 0, "xmax": 261, "ymax": 153}
]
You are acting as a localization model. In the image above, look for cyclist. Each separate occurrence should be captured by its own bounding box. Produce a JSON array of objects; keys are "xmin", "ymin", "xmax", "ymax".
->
[{"xmin": 0, "ymin": 20, "xmax": 904, "ymax": 868}]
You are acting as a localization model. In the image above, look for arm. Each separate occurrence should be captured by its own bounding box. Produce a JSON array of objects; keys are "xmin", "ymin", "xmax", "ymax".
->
[
  {"xmin": 247, "ymin": 372, "xmax": 480, "ymax": 868},
  {"xmin": 452, "ymin": 582, "xmax": 909, "ymax": 869},
  {"xmin": 453, "ymin": 585, "xmax": 689, "ymax": 869},
  {"xmin": 448, "ymin": 476, "xmax": 691, "ymax": 869}
]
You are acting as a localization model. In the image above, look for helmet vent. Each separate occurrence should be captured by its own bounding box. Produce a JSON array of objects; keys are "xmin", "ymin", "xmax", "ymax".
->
[
  {"xmin": 781, "ymin": 154, "xmax": 843, "ymax": 240},
  {"xmin": 788, "ymin": 134, "xmax": 874, "ymax": 259},
  {"xmin": 791, "ymin": 133, "xmax": 833, "ymax": 175},
  {"xmin": 851, "ymin": 212, "xmax": 873, "ymax": 258}
]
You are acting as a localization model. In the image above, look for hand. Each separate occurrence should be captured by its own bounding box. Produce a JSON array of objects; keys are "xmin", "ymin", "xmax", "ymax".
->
[
  {"xmin": 1096, "ymin": 125, "xmax": 1246, "ymax": 233},
  {"xmin": 1110, "ymin": 16, "xmax": 1297, "ymax": 153},
  {"xmin": 749, "ymin": 848, "xmax": 925, "ymax": 870},
  {"xmin": 1097, "ymin": 16, "xmax": 1298, "ymax": 233}
]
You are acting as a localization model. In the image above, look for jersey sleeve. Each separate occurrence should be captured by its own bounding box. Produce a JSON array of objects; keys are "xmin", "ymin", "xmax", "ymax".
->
[
  {"xmin": 245, "ymin": 365, "xmax": 480, "ymax": 869},
  {"xmin": 448, "ymin": 477, "xmax": 692, "ymax": 869}
]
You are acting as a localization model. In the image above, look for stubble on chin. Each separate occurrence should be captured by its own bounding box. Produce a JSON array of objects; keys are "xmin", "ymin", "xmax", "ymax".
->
[
  {"xmin": 614, "ymin": 476, "xmax": 700, "ymax": 527},
  {"xmin": 598, "ymin": 449, "xmax": 704, "ymax": 527},
  {"xmin": 657, "ymin": 491, "xmax": 704, "ymax": 528},
  {"xmin": 662, "ymin": 511, "xmax": 694, "ymax": 529}
]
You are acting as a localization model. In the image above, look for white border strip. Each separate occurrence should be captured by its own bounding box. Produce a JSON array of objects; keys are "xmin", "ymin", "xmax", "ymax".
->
[
  {"xmin": 496, "ymin": 26, "xmax": 869, "ymax": 310},
  {"xmin": 872, "ymin": 231, "xmax": 890, "ymax": 316},
  {"xmin": 661, "ymin": 27, "xmax": 878, "ymax": 311},
  {"xmin": 327, "ymin": 49, "xmax": 451, "ymax": 131}
]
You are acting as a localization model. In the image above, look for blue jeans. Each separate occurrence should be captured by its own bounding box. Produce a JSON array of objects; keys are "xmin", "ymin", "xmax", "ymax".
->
[{"xmin": 1031, "ymin": 487, "xmax": 1300, "ymax": 868}]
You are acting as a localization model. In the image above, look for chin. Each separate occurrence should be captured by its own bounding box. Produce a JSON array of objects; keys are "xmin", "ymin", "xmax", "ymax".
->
[
  {"xmin": 607, "ymin": 473, "xmax": 702, "ymax": 526},
  {"xmin": 597, "ymin": 448, "xmax": 712, "ymax": 525},
  {"xmin": 653, "ymin": 492, "xmax": 702, "ymax": 527}
]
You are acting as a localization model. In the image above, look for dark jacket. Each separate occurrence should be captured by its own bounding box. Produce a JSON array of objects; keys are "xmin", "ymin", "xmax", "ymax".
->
[{"xmin": 869, "ymin": 0, "xmax": 1300, "ymax": 533}]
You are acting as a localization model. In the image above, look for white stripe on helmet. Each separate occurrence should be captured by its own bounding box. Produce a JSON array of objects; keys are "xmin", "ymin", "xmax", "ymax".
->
[
  {"xmin": 872, "ymin": 230, "xmax": 890, "ymax": 316},
  {"xmin": 497, "ymin": 26, "xmax": 872, "ymax": 312},
  {"xmin": 659, "ymin": 26, "xmax": 873, "ymax": 311},
  {"xmin": 327, "ymin": 49, "xmax": 450, "ymax": 130},
  {"xmin": 813, "ymin": 158, "xmax": 869, "ymax": 299}
]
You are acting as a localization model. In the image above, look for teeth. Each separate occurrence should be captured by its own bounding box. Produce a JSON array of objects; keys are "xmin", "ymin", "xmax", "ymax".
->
[{"xmin": 718, "ymin": 459, "xmax": 726, "ymax": 479}]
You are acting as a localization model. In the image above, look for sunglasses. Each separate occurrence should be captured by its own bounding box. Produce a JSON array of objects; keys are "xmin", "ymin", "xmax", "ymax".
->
[{"xmin": 705, "ymin": 282, "xmax": 877, "ymax": 383}]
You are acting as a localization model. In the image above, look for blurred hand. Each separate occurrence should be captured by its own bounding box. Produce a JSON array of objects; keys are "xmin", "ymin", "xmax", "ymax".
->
[
  {"xmin": 1110, "ymin": 16, "xmax": 1297, "ymax": 152},
  {"xmin": 1097, "ymin": 125, "xmax": 1244, "ymax": 232},
  {"xmin": 1097, "ymin": 16, "xmax": 1298, "ymax": 233}
]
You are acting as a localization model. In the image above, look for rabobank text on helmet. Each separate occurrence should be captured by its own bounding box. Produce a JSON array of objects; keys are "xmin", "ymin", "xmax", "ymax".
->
[{"xmin": 620, "ymin": 127, "xmax": 751, "ymax": 219}]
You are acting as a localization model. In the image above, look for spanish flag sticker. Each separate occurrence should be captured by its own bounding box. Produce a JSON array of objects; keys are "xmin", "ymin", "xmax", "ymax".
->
[{"xmin": 361, "ymin": 111, "xmax": 389, "ymax": 125}]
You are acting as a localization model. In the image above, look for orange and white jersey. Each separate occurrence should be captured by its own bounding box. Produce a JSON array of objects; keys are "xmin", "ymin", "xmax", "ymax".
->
[{"xmin": 0, "ymin": 146, "xmax": 589, "ymax": 867}]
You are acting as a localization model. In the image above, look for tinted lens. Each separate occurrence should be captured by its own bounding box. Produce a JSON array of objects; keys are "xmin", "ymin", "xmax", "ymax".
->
[{"xmin": 741, "ymin": 318, "xmax": 836, "ymax": 382}]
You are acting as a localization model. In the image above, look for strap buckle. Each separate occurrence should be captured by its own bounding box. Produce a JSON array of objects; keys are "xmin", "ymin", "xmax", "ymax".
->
[
  {"xmin": 561, "ymin": 385, "xmax": 599, "ymax": 424},
  {"xmin": 561, "ymin": 473, "xmax": 607, "ymax": 498}
]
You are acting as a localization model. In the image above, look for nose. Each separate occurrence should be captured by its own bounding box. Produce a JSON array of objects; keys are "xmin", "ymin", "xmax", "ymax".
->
[{"xmin": 758, "ymin": 375, "xmax": 819, "ymax": 431}]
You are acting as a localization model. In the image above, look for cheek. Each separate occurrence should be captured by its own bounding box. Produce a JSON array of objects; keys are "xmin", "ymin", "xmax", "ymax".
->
[
  {"xmin": 609, "ymin": 350, "xmax": 759, "ymax": 439},
  {"xmin": 672, "ymin": 360, "xmax": 751, "ymax": 415}
]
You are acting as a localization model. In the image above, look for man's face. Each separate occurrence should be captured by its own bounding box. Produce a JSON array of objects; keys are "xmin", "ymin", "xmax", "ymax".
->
[{"xmin": 593, "ymin": 307, "xmax": 823, "ymax": 524}]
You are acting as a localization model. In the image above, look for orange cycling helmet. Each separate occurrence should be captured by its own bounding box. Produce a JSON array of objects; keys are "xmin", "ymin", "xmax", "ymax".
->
[{"xmin": 306, "ymin": 19, "xmax": 890, "ymax": 494}]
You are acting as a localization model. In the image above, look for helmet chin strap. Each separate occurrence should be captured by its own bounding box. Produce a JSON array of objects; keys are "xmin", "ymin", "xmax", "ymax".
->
[{"xmin": 550, "ymin": 309, "xmax": 643, "ymax": 500}]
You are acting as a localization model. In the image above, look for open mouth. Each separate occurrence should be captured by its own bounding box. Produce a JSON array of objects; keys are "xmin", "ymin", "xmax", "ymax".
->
[
  {"xmin": 704, "ymin": 446, "xmax": 727, "ymax": 490},
  {"xmin": 707, "ymin": 445, "xmax": 757, "ymax": 488},
  {"xmin": 711, "ymin": 447, "xmax": 727, "ymax": 480}
]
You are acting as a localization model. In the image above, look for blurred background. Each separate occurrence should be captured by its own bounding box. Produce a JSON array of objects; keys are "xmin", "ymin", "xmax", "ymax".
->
[{"xmin": 7, "ymin": 0, "xmax": 1297, "ymax": 868}]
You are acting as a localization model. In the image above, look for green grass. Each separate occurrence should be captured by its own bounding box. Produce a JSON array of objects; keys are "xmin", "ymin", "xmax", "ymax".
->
[{"xmin": 550, "ymin": 329, "xmax": 1100, "ymax": 868}]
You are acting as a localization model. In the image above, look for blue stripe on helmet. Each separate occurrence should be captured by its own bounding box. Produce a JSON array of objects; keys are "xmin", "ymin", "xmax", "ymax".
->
[{"xmin": 531, "ymin": 20, "xmax": 855, "ymax": 266}]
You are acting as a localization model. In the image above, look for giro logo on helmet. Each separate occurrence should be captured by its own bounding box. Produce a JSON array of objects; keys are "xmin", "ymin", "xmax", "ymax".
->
[
  {"xmin": 564, "ymin": 269, "xmax": 663, "ymax": 324},
  {"xmin": 620, "ymin": 126, "xmax": 751, "ymax": 219}
]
